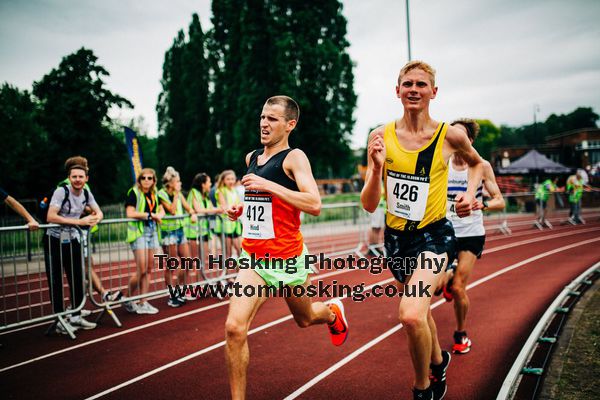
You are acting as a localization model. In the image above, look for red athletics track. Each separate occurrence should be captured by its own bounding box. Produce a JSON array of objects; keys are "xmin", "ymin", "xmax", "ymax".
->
[{"xmin": 1, "ymin": 214, "xmax": 599, "ymax": 399}]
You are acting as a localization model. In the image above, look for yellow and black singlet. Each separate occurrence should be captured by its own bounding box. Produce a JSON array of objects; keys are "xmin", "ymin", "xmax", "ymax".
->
[{"xmin": 383, "ymin": 121, "xmax": 448, "ymax": 231}]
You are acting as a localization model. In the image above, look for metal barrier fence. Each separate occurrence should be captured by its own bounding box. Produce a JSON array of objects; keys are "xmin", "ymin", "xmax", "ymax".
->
[
  {"xmin": 2, "ymin": 197, "xmax": 598, "ymax": 338},
  {"xmin": 0, "ymin": 224, "xmax": 87, "ymax": 339}
]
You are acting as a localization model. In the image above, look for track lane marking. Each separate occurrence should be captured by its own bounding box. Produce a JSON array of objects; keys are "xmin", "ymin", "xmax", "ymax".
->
[
  {"xmin": 2, "ymin": 227, "xmax": 598, "ymax": 376},
  {"xmin": 83, "ymin": 236, "xmax": 600, "ymax": 399},
  {"xmin": 283, "ymin": 236, "xmax": 600, "ymax": 399}
]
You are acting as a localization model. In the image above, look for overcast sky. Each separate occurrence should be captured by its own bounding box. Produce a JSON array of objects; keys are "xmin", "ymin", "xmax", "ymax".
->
[{"xmin": 1, "ymin": 0, "xmax": 599, "ymax": 150}]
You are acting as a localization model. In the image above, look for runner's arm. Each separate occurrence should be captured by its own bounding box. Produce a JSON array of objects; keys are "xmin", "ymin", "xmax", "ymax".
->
[
  {"xmin": 361, "ymin": 127, "xmax": 385, "ymax": 213},
  {"xmin": 478, "ymin": 161, "xmax": 505, "ymax": 211},
  {"xmin": 447, "ymin": 124, "xmax": 484, "ymax": 200},
  {"xmin": 242, "ymin": 149, "xmax": 321, "ymax": 216}
]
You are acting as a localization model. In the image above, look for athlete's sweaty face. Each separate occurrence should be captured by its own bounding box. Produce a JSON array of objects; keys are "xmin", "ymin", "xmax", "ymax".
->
[
  {"xmin": 396, "ymin": 68, "xmax": 437, "ymax": 111},
  {"xmin": 259, "ymin": 103, "xmax": 294, "ymax": 146}
]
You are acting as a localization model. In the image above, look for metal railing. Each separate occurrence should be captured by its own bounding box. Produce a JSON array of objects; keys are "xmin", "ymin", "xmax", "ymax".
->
[
  {"xmin": 496, "ymin": 262, "xmax": 600, "ymax": 400},
  {"xmin": 1, "ymin": 224, "xmax": 87, "ymax": 339}
]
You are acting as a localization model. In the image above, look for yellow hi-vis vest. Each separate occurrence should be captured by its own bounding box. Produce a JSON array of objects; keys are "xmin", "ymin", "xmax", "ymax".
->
[
  {"xmin": 126, "ymin": 186, "xmax": 160, "ymax": 243},
  {"xmin": 184, "ymin": 188, "xmax": 214, "ymax": 239},
  {"xmin": 157, "ymin": 188, "xmax": 184, "ymax": 232}
]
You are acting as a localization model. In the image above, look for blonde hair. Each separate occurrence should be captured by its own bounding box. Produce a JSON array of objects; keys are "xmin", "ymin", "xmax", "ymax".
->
[
  {"xmin": 216, "ymin": 170, "xmax": 236, "ymax": 189},
  {"xmin": 398, "ymin": 60, "xmax": 436, "ymax": 87},
  {"xmin": 162, "ymin": 166, "xmax": 180, "ymax": 188}
]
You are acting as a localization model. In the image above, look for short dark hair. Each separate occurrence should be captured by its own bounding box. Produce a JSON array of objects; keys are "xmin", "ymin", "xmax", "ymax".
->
[
  {"xmin": 451, "ymin": 118, "xmax": 480, "ymax": 142},
  {"xmin": 265, "ymin": 95, "xmax": 300, "ymax": 122}
]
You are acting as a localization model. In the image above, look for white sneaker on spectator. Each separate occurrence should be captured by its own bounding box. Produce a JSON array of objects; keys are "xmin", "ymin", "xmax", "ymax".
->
[
  {"xmin": 124, "ymin": 301, "xmax": 139, "ymax": 314},
  {"xmin": 102, "ymin": 290, "xmax": 123, "ymax": 303},
  {"xmin": 66, "ymin": 306, "xmax": 91, "ymax": 318},
  {"xmin": 55, "ymin": 321, "xmax": 79, "ymax": 335},
  {"xmin": 70, "ymin": 316, "xmax": 97, "ymax": 330},
  {"xmin": 136, "ymin": 302, "xmax": 159, "ymax": 315}
]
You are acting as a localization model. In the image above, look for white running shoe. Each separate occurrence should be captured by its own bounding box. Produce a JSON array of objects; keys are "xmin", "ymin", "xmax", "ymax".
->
[
  {"xmin": 70, "ymin": 316, "xmax": 97, "ymax": 330},
  {"xmin": 124, "ymin": 301, "xmax": 139, "ymax": 314},
  {"xmin": 56, "ymin": 321, "xmax": 79, "ymax": 335},
  {"xmin": 136, "ymin": 302, "xmax": 159, "ymax": 315}
]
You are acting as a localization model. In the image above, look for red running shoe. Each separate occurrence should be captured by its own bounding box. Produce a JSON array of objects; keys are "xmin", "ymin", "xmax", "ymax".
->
[
  {"xmin": 327, "ymin": 299, "xmax": 349, "ymax": 346},
  {"xmin": 452, "ymin": 332, "xmax": 472, "ymax": 354},
  {"xmin": 442, "ymin": 284, "xmax": 453, "ymax": 302}
]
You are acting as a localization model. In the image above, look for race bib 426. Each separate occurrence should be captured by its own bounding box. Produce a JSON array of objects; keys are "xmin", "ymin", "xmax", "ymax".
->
[{"xmin": 386, "ymin": 170, "xmax": 430, "ymax": 221}]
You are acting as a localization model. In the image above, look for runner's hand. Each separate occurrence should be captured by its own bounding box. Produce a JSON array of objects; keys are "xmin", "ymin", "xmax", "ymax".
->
[
  {"xmin": 368, "ymin": 131, "xmax": 386, "ymax": 170},
  {"xmin": 242, "ymin": 173, "xmax": 271, "ymax": 192},
  {"xmin": 454, "ymin": 193, "xmax": 473, "ymax": 217}
]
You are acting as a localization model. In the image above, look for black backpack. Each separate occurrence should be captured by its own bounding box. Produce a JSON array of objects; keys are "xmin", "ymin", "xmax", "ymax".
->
[{"xmin": 38, "ymin": 184, "xmax": 89, "ymax": 224}]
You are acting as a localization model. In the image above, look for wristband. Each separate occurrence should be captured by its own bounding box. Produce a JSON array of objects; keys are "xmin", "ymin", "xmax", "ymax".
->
[{"xmin": 482, "ymin": 199, "xmax": 489, "ymax": 210}]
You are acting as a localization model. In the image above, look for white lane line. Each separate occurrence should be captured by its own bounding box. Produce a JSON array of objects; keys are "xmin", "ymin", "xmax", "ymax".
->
[
  {"xmin": 83, "ymin": 278, "xmax": 396, "ymax": 400},
  {"xmin": 5, "ymin": 225, "xmax": 599, "ymax": 314},
  {"xmin": 0, "ymin": 267, "xmax": 362, "ymax": 371},
  {"xmin": 3, "ymin": 227, "xmax": 598, "ymax": 375},
  {"xmin": 283, "ymin": 237, "xmax": 600, "ymax": 399}
]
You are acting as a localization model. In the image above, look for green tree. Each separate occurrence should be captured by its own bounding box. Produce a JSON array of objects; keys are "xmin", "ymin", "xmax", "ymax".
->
[
  {"xmin": 182, "ymin": 14, "xmax": 215, "ymax": 183},
  {"xmin": 208, "ymin": 0, "xmax": 245, "ymax": 173},
  {"xmin": 272, "ymin": 0, "xmax": 357, "ymax": 178},
  {"xmin": 207, "ymin": 0, "xmax": 356, "ymax": 177},
  {"xmin": 32, "ymin": 48, "xmax": 132, "ymax": 203},
  {"xmin": 545, "ymin": 107, "xmax": 599, "ymax": 136},
  {"xmin": 157, "ymin": 31, "xmax": 187, "ymax": 180},
  {"xmin": 0, "ymin": 84, "xmax": 48, "ymax": 199},
  {"xmin": 474, "ymin": 119, "xmax": 501, "ymax": 160}
]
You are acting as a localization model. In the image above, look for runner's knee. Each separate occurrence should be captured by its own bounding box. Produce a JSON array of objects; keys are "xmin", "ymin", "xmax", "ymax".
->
[
  {"xmin": 399, "ymin": 307, "xmax": 427, "ymax": 329},
  {"xmin": 225, "ymin": 318, "xmax": 248, "ymax": 341}
]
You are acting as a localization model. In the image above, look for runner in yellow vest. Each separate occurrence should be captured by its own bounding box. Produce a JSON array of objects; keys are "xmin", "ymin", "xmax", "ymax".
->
[
  {"xmin": 158, "ymin": 166, "xmax": 197, "ymax": 307},
  {"xmin": 361, "ymin": 61, "xmax": 484, "ymax": 400}
]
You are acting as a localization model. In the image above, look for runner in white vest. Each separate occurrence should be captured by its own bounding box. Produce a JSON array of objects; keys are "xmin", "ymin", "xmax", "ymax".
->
[{"xmin": 445, "ymin": 119, "xmax": 505, "ymax": 355}]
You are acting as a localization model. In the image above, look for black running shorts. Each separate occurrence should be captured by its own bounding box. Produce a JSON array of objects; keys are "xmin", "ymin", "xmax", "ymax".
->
[
  {"xmin": 384, "ymin": 218, "xmax": 457, "ymax": 283},
  {"xmin": 456, "ymin": 235, "xmax": 486, "ymax": 259}
]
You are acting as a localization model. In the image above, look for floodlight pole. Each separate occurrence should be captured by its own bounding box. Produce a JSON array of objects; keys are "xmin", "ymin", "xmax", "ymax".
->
[
  {"xmin": 406, "ymin": 0, "xmax": 412, "ymax": 61},
  {"xmin": 533, "ymin": 104, "xmax": 540, "ymax": 146}
]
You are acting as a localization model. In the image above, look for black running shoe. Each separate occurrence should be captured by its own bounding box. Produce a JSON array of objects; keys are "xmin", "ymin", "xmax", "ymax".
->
[
  {"xmin": 430, "ymin": 350, "xmax": 451, "ymax": 400},
  {"xmin": 413, "ymin": 386, "xmax": 433, "ymax": 400}
]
